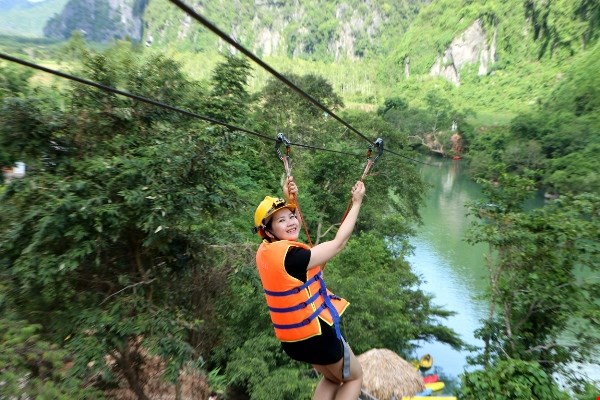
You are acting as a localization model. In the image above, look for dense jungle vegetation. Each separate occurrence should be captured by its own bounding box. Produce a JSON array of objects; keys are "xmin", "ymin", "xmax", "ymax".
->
[{"xmin": 1, "ymin": 0, "xmax": 599, "ymax": 398}]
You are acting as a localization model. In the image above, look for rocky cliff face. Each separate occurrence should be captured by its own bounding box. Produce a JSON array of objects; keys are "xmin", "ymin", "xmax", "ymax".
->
[
  {"xmin": 44, "ymin": 0, "xmax": 146, "ymax": 42},
  {"xmin": 41, "ymin": 0, "xmax": 426, "ymax": 61},
  {"xmin": 143, "ymin": 0, "xmax": 428, "ymax": 61},
  {"xmin": 429, "ymin": 19, "xmax": 497, "ymax": 86}
]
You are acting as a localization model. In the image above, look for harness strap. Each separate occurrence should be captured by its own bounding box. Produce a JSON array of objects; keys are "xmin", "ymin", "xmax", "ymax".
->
[
  {"xmin": 275, "ymin": 133, "xmax": 313, "ymax": 246},
  {"xmin": 341, "ymin": 337, "xmax": 351, "ymax": 380},
  {"xmin": 317, "ymin": 274, "xmax": 351, "ymax": 380}
]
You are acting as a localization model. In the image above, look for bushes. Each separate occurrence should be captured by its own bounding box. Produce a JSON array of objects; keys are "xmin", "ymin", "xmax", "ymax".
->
[{"xmin": 458, "ymin": 359, "xmax": 569, "ymax": 400}]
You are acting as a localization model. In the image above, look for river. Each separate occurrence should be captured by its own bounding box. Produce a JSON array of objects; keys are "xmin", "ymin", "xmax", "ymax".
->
[
  {"xmin": 407, "ymin": 157, "xmax": 600, "ymax": 387},
  {"xmin": 407, "ymin": 157, "xmax": 488, "ymax": 381}
]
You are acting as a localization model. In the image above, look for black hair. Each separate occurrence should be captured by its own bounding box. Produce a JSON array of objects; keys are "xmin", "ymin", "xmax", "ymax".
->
[{"xmin": 264, "ymin": 219, "xmax": 277, "ymax": 242}]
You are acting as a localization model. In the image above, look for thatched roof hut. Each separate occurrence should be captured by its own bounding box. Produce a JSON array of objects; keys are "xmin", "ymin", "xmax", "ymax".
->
[{"xmin": 358, "ymin": 348, "xmax": 425, "ymax": 400}]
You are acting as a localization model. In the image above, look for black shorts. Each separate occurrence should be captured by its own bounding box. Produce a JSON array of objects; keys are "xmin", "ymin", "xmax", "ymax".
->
[{"xmin": 280, "ymin": 319, "xmax": 344, "ymax": 365}]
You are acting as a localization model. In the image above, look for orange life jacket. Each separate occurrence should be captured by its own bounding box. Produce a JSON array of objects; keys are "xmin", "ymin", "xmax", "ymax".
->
[{"xmin": 256, "ymin": 240, "xmax": 349, "ymax": 342}]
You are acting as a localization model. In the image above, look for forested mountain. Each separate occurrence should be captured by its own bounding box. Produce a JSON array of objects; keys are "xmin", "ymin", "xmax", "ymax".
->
[
  {"xmin": 386, "ymin": 0, "xmax": 599, "ymax": 81},
  {"xmin": 376, "ymin": 0, "xmax": 600, "ymax": 111},
  {"xmin": 37, "ymin": 0, "xmax": 431, "ymax": 60},
  {"xmin": 143, "ymin": 0, "xmax": 430, "ymax": 61},
  {"xmin": 26, "ymin": 0, "xmax": 599, "ymax": 114}
]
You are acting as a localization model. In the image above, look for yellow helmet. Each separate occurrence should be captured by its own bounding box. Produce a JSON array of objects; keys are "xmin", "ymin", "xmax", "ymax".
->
[{"xmin": 253, "ymin": 196, "xmax": 296, "ymax": 238}]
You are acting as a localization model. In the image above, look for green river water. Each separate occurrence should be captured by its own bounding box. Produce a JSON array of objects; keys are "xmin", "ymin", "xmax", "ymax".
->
[
  {"xmin": 407, "ymin": 157, "xmax": 488, "ymax": 380},
  {"xmin": 406, "ymin": 157, "xmax": 599, "ymax": 384}
]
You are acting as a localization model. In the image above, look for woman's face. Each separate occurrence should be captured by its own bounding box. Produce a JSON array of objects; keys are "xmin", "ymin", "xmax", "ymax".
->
[{"xmin": 266, "ymin": 207, "xmax": 299, "ymax": 241}]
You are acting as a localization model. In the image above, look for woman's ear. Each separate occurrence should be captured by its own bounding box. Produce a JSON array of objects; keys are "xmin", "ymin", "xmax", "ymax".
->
[{"xmin": 264, "ymin": 230, "xmax": 274, "ymax": 239}]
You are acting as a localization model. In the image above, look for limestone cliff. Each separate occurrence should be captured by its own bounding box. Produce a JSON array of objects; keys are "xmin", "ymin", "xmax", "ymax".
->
[
  {"xmin": 429, "ymin": 19, "xmax": 497, "ymax": 86},
  {"xmin": 43, "ymin": 0, "xmax": 146, "ymax": 42},
  {"xmin": 143, "ymin": 0, "xmax": 429, "ymax": 61}
]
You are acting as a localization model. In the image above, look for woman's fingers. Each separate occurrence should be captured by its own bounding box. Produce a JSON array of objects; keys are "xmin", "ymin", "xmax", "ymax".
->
[
  {"xmin": 351, "ymin": 181, "xmax": 365, "ymax": 201},
  {"xmin": 287, "ymin": 176, "xmax": 298, "ymax": 195}
]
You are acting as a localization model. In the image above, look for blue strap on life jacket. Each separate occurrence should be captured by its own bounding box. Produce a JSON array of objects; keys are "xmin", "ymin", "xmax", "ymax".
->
[
  {"xmin": 316, "ymin": 274, "xmax": 342, "ymax": 339},
  {"xmin": 263, "ymin": 271, "xmax": 321, "ymax": 297},
  {"xmin": 264, "ymin": 271, "xmax": 339, "ymax": 333},
  {"xmin": 315, "ymin": 273, "xmax": 352, "ymax": 379},
  {"xmin": 271, "ymin": 303, "xmax": 327, "ymax": 330},
  {"xmin": 267, "ymin": 291, "xmax": 321, "ymax": 312}
]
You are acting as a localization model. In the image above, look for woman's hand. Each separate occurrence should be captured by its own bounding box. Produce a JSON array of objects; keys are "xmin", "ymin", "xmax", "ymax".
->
[
  {"xmin": 351, "ymin": 181, "xmax": 365, "ymax": 204},
  {"xmin": 283, "ymin": 175, "xmax": 298, "ymax": 201}
]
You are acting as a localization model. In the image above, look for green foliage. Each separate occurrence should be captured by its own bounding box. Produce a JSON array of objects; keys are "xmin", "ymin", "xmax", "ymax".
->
[
  {"xmin": 525, "ymin": 0, "xmax": 600, "ymax": 56},
  {"xmin": 458, "ymin": 359, "xmax": 569, "ymax": 400},
  {"xmin": 466, "ymin": 172, "xmax": 600, "ymax": 378},
  {"xmin": 204, "ymin": 55, "xmax": 252, "ymax": 123},
  {"xmin": 0, "ymin": 62, "xmax": 33, "ymax": 98},
  {"xmin": 378, "ymin": 90, "xmax": 474, "ymax": 158},
  {"xmin": 546, "ymin": 40, "xmax": 600, "ymax": 115},
  {"xmin": 225, "ymin": 334, "xmax": 315, "ymax": 400},
  {"xmin": 466, "ymin": 41, "xmax": 600, "ymax": 195},
  {"xmin": 0, "ymin": 45, "xmax": 259, "ymax": 396},
  {"xmin": 0, "ymin": 313, "xmax": 104, "ymax": 399},
  {"xmin": 546, "ymin": 143, "xmax": 600, "ymax": 194},
  {"xmin": 256, "ymin": 72, "xmax": 344, "ymax": 145},
  {"xmin": 0, "ymin": 61, "xmax": 32, "ymax": 169}
]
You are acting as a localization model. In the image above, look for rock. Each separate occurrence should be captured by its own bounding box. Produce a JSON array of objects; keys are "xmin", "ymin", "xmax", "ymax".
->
[
  {"xmin": 430, "ymin": 19, "xmax": 497, "ymax": 86},
  {"xmin": 43, "ymin": 0, "xmax": 145, "ymax": 43}
]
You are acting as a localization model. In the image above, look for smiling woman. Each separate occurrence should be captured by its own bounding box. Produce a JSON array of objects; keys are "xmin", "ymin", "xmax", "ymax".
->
[
  {"xmin": 265, "ymin": 207, "xmax": 300, "ymax": 241},
  {"xmin": 253, "ymin": 175, "xmax": 366, "ymax": 400}
]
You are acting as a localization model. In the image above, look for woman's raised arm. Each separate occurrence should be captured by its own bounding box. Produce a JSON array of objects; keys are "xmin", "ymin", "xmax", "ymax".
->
[{"xmin": 307, "ymin": 181, "xmax": 365, "ymax": 269}]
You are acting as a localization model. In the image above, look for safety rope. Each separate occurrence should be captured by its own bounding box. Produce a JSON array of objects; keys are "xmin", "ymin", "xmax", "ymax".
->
[
  {"xmin": 340, "ymin": 138, "xmax": 384, "ymax": 223},
  {"xmin": 0, "ymin": 52, "xmax": 435, "ymax": 167},
  {"xmin": 0, "ymin": 52, "xmax": 377, "ymax": 161},
  {"xmin": 275, "ymin": 133, "xmax": 313, "ymax": 246}
]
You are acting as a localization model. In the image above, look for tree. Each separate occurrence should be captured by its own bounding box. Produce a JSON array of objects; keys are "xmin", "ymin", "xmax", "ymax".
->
[
  {"xmin": 203, "ymin": 54, "xmax": 252, "ymax": 124},
  {"xmin": 378, "ymin": 91, "xmax": 472, "ymax": 157},
  {"xmin": 465, "ymin": 170, "xmax": 600, "ymax": 386},
  {"xmin": 256, "ymin": 73, "xmax": 344, "ymax": 145},
  {"xmin": 458, "ymin": 359, "xmax": 569, "ymax": 400},
  {"xmin": 0, "ymin": 62, "xmax": 35, "ymax": 176},
  {"xmin": 0, "ymin": 63, "xmax": 33, "ymax": 99},
  {"xmin": 0, "ymin": 48, "xmax": 255, "ymax": 398},
  {"xmin": 0, "ymin": 311, "xmax": 104, "ymax": 399}
]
